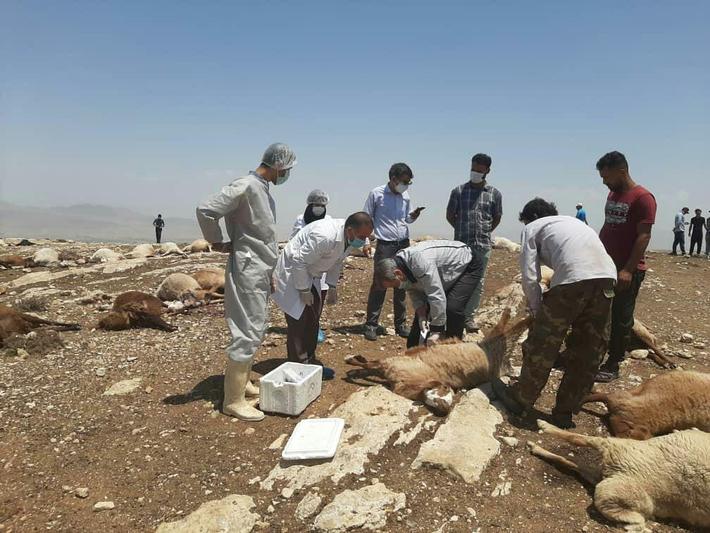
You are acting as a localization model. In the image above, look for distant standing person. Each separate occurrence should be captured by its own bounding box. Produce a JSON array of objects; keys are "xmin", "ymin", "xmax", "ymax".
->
[
  {"xmin": 362, "ymin": 163, "xmax": 424, "ymax": 341},
  {"xmin": 688, "ymin": 208, "xmax": 705, "ymax": 256},
  {"xmin": 595, "ymin": 151, "xmax": 657, "ymax": 383},
  {"xmin": 446, "ymin": 153, "xmax": 502, "ymax": 333},
  {"xmin": 153, "ymin": 214, "xmax": 165, "ymax": 243},
  {"xmin": 575, "ymin": 203, "xmax": 588, "ymax": 224},
  {"xmin": 671, "ymin": 207, "xmax": 689, "ymax": 256},
  {"xmin": 706, "ymin": 211, "xmax": 710, "ymax": 259}
]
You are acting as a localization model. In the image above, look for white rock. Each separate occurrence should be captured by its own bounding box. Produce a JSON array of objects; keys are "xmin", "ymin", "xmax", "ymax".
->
[
  {"xmin": 412, "ymin": 388, "xmax": 503, "ymax": 483},
  {"xmin": 491, "ymin": 481, "xmax": 512, "ymax": 497},
  {"xmin": 103, "ymin": 378, "xmax": 142, "ymax": 396},
  {"xmin": 296, "ymin": 491, "xmax": 322, "ymax": 521},
  {"xmin": 628, "ymin": 349, "xmax": 649, "ymax": 360},
  {"xmin": 281, "ymin": 487, "xmax": 294, "ymax": 499},
  {"xmin": 75, "ymin": 487, "xmax": 89, "ymax": 498},
  {"xmin": 93, "ymin": 501, "xmax": 115, "ymax": 511},
  {"xmin": 155, "ymin": 495, "xmax": 259, "ymax": 533},
  {"xmin": 268, "ymin": 434, "xmax": 288, "ymax": 450},
  {"xmin": 261, "ymin": 386, "xmax": 418, "ymax": 491},
  {"xmin": 500, "ymin": 436, "xmax": 519, "ymax": 448},
  {"xmin": 313, "ymin": 483, "xmax": 405, "ymax": 532},
  {"xmin": 32, "ymin": 248, "xmax": 60, "ymax": 266},
  {"xmin": 680, "ymin": 333, "xmax": 694, "ymax": 343},
  {"xmin": 95, "ymin": 368, "xmax": 107, "ymax": 377}
]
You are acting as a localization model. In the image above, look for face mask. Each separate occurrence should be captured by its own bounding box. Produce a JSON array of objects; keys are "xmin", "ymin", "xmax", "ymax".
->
[
  {"xmin": 275, "ymin": 168, "xmax": 290, "ymax": 185},
  {"xmin": 470, "ymin": 170, "xmax": 486, "ymax": 184},
  {"xmin": 349, "ymin": 237, "xmax": 367, "ymax": 249},
  {"xmin": 394, "ymin": 182, "xmax": 409, "ymax": 194},
  {"xmin": 311, "ymin": 206, "xmax": 326, "ymax": 216}
]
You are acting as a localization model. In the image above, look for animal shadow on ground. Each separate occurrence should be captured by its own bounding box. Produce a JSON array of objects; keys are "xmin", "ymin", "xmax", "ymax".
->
[
  {"xmin": 163, "ymin": 374, "xmax": 223, "ymax": 409},
  {"xmin": 344, "ymin": 367, "xmax": 389, "ymax": 388}
]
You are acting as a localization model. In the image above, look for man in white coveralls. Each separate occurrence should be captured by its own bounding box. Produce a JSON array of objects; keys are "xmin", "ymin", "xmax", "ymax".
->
[{"xmin": 196, "ymin": 142, "xmax": 296, "ymax": 421}]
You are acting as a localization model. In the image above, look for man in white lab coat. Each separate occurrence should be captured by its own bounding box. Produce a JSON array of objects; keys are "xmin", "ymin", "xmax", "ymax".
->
[
  {"xmin": 273, "ymin": 212, "xmax": 374, "ymax": 379},
  {"xmin": 196, "ymin": 142, "xmax": 296, "ymax": 422}
]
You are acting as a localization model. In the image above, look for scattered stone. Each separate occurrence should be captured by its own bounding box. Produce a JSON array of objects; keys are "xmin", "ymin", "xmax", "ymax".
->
[
  {"xmin": 62, "ymin": 485, "xmax": 73, "ymax": 493},
  {"xmin": 244, "ymin": 427, "xmax": 255, "ymax": 436},
  {"xmin": 268, "ymin": 434, "xmax": 288, "ymax": 450},
  {"xmin": 296, "ymin": 491, "xmax": 322, "ymax": 521},
  {"xmin": 680, "ymin": 333, "xmax": 694, "ymax": 343},
  {"xmin": 412, "ymin": 389, "xmax": 503, "ymax": 483},
  {"xmin": 676, "ymin": 351, "xmax": 694, "ymax": 359},
  {"xmin": 93, "ymin": 501, "xmax": 115, "ymax": 511},
  {"xmin": 491, "ymin": 481, "xmax": 512, "ymax": 497},
  {"xmin": 628, "ymin": 349, "xmax": 649, "ymax": 360},
  {"xmin": 499, "ymin": 436, "xmax": 518, "ymax": 448},
  {"xmin": 75, "ymin": 487, "xmax": 89, "ymax": 499},
  {"xmin": 155, "ymin": 495, "xmax": 259, "ymax": 533},
  {"xmin": 103, "ymin": 378, "xmax": 142, "ymax": 396},
  {"xmin": 261, "ymin": 386, "xmax": 418, "ymax": 491},
  {"xmin": 95, "ymin": 367, "xmax": 107, "ymax": 377},
  {"xmin": 693, "ymin": 342, "xmax": 706, "ymax": 350},
  {"xmin": 313, "ymin": 483, "xmax": 405, "ymax": 532},
  {"xmin": 281, "ymin": 487, "xmax": 294, "ymax": 499}
]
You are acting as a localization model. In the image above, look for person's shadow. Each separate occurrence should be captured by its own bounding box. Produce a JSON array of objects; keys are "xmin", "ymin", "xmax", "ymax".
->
[{"xmin": 331, "ymin": 324, "xmax": 367, "ymax": 335}]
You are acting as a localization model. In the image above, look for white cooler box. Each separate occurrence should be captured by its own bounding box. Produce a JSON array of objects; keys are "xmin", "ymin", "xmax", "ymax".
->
[{"xmin": 259, "ymin": 362, "xmax": 322, "ymax": 416}]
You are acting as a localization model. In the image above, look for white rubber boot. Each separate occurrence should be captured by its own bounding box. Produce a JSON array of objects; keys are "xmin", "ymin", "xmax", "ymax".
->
[
  {"xmin": 245, "ymin": 370, "xmax": 260, "ymax": 398},
  {"xmin": 223, "ymin": 359, "xmax": 264, "ymax": 421}
]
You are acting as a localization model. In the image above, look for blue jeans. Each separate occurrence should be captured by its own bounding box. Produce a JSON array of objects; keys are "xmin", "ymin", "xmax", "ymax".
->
[
  {"xmin": 464, "ymin": 247, "xmax": 491, "ymax": 321},
  {"xmin": 672, "ymin": 231, "xmax": 685, "ymax": 254}
]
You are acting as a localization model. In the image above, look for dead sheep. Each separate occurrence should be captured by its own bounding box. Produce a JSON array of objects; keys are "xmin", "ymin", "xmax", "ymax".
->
[
  {"xmin": 346, "ymin": 309, "xmax": 530, "ymax": 415},
  {"xmin": 182, "ymin": 239, "xmax": 212, "ymax": 253},
  {"xmin": 127, "ymin": 243, "xmax": 156, "ymax": 258},
  {"xmin": 0, "ymin": 304, "xmax": 80, "ymax": 347},
  {"xmin": 492, "ymin": 236, "xmax": 521, "ymax": 253},
  {"xmin": 191, "ymin": 269, "xmax": 225, "ymax": 294},
  {"xmin": 584, "ymin": 371, "xmax": 710, "ymax": 440},
  {"xmin": 97, "ymin": 291, "xmax": 176, "ymax": 332},
  {"xmin": 90, "ymin": 248, "xmax": 124, "ymax": 263},
  {"xmin": 157, "ymin": 242, "xmax": 187, "ymax": 257},
  {"xmin": 32, "ymin": 248, "xmax": 60, "ymax": 266},
  {"xmin": 156, "ymin": 273, "xmax": 202, "ymax": 301},
  {"xmin": 529, "ymin": 420, "xmax": 710, "ymax": 531},
  {"xmin": 0, "ymin": 254, "xmax": 32, "ymax": 268}
]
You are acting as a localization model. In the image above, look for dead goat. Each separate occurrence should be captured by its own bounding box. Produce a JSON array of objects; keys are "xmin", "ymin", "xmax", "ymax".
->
[
  {"xmin": 583, "ymin": 370, "xmax": 710, "ymax": 439},
  {"xmin": 157, "ymin": 272, "xmax": 223, "ymax": 306},
  {"xmin": 0, "ymin": 254, "xmax": 32, "ymax": 268},
  {"xmin": 191, "ymin": 269, "xmax": 225, "ymax": 295},
  {"xmin": 0, "ymin": 303, "xmax": 80, "ymax": 347},
  {"xmin": 97, "ymin": 291, "xmax": 177, "ymax": 332},
  {"xmin": 346, "ymin": 309, "xmax": 530, "ymax": 414},
  {"xmin": 529, "ymin": 420, "xmax": 710, "ymax": 531}
]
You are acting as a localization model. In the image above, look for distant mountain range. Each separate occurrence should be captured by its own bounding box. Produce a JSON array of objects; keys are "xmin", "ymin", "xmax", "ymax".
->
[{"xmin": 0, "ymin": 202, "xmax": 202, "ymax": 243}]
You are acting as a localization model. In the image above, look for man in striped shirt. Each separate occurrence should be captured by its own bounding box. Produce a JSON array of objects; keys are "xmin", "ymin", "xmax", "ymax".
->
[{"xmin": 446, "ymin": 153, "xmax": 503, "ymax": 333}]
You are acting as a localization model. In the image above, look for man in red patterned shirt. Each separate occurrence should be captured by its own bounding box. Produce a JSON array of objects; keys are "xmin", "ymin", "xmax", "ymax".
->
[{"xmin": 595, "ymin": 151, "xmax": 657, "ymax": 382}]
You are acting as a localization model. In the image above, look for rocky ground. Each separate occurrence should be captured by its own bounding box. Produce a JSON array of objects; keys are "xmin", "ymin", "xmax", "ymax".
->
[{"xmin": 1, "ymin": 238, "xmax": 709, "ymax": 533}]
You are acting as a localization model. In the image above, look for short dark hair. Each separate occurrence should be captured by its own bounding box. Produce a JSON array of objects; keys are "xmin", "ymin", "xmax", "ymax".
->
[
  {"xmin": 345, "ymin": 211, "xmax": 373, "ymax": 230},
  {"xmin": 596, "ymin": 151, "xmax": 628, "ymax": 171},
  {"xmin": 471, "ymin": 153, "xmax": 492, "ymax": 168},
  {"xmin": 519, "ymin": 198, "xmax": 558, "ymax": 223},
  {"xmin": 388, "ymin": 163, "xmax": 413, "ymax": 181}
]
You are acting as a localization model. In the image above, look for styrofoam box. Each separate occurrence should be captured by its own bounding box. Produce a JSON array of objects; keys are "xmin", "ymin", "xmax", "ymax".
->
[
  {"xmin": 259, "ymin": 362, "xmax": 322, "ymax": 416},
  {"xmin": 282, "ymin": 418, "xmax": 345, "ymax": 461}
]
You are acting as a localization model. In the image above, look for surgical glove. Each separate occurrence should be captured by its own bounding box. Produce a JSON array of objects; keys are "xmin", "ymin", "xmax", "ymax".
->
[
  {"xmin": 326, "ymin": 286, "xmax": 338, "ymax": 305},
  {"xmin": 299, "ymin": 290, "xmax": 314, "ymax": 307}
]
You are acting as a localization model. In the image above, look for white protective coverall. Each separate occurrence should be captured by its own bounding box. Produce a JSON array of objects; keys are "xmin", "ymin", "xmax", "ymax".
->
[
  {"xmin": 273, "ymin": 218, "xmax": 350, "ymax": 320},
  {"xmin": 395, "ymin": 240, "xmax": 473, "ymax": 328},
  {"xmin": 196, "ymin": 172, "xmax": 277, "ymax": 363}
]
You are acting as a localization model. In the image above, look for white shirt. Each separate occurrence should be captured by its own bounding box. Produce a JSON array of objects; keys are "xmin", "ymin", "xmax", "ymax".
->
[
  {"xmin": 363, "ymin": 184, "xmax": 415, "ymax": 241},
  {"xmin": 272, "ymin": 218, "xmax": 350, "ymax": 319},
  {"xmin": 521, "ymin": 216, "xmax": 617, "ymax": 314}
]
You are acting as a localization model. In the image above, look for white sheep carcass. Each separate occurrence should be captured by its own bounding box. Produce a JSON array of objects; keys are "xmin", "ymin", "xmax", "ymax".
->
[
  {"xmin": 492, "ymin": 236, "xmax": 521, "ymax": 253},
  {"xmin": 182, "ymin": 239, "xmax": 212, "ymax": 253},
  {"xmin": 89, "ymin": 248, "xmax": 124, "ymax": 263},
  {"xmin": 157, "ymin": 242, "xmax": 187, "ymax": 257},
  {"xmin": 32, "ymin": 248, "xmax": 60, "ymax": 266},
  {"xmin": 127, "ymin": 243, "xmax": 156, "ymax": 258}
]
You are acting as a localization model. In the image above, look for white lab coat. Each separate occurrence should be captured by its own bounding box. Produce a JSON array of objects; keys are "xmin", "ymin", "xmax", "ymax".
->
[
  {"xmin": 273, "ymin": 218, "xmax": 349, "ymax": 320},
  {"xmin": 196, "ymin": 172, "xmax": 277, "ymax": 363},
  {"xmin": 291, "ymin": 214, "xmax": 332, "ymax": 293}
]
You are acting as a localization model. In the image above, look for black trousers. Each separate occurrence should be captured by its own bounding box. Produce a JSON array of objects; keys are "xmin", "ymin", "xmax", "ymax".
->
[
  {"xmin": 366, "ymin": 240, "xmax": 409, "ymax": 328},
  {"xmin": 155, "ymin": 228, "xmax": 163, "ymax": 244},
  {"xmin": 690, "ymin": 232, "xmax": 703, "ymax": 255},
  {"xmin": 603, "ymin": 270, "xmax": 645, "ymax": 370},
  {"xmin": 672, "ymin": 231, "xmax": 685, "ymax": 254},
  {"xmin": 406, "ymin": 258, "xmax": 483, "ymax": 348},
  {"xmin": 285, "ymin": 286, "xmax": 323, "ymax": 363}
]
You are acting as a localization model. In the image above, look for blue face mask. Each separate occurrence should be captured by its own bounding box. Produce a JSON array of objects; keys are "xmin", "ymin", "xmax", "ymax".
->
[{"xmin": 349, "ymin": 237, "xmax": 367, "ymax": 249}]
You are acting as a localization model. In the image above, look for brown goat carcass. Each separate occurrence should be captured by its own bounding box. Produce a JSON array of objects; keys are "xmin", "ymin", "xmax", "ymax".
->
[
  {"xmin": 97, "ymin": 291, "xmax": 177, "ymax": 332},
  {"xmin": 583, "ymin": 370, "xmax": 710, "ymax": 439},
  {"xmin": 191, "ymin": 268, "xmax": 225, "ymax": 295},
  {"xmin": 346, "ymin": 309, "xmax": 530, "ymax": 414},
  {"xmin": 0, "ymin": 303, "xmax": 80, "ymax": 346},
  {"xmin": 0, "ymin": 254, "xmax": 32, "ymax": 268}
]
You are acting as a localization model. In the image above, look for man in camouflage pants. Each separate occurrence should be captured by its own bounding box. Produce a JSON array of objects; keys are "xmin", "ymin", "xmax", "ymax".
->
[{"xmin": 492, "ymin": 199, "xmax": 617, "ymax": 428}]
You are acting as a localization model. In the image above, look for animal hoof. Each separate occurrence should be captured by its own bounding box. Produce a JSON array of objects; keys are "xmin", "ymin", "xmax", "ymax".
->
[{"xmin": 536, "ymin": 419, "xmax": 552, "ymax": 432}]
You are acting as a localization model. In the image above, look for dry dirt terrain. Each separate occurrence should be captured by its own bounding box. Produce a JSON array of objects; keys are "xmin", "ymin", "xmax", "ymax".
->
[{"xmin": 1, "ymin": 239, "xmax": 709, "ymax": 533}]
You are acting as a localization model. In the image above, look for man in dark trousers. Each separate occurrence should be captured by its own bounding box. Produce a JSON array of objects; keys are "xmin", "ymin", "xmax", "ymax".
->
[
  {"xmin": 153, "ymin": 214, "xmax": 165, "ymax": 243},
  {"xmin": 594, "ymin": 151, "xmax": 657, "ymax": 383},
  {"xmin": 689, "ymin": 208, "xmax": 706, "ymax": 256}
]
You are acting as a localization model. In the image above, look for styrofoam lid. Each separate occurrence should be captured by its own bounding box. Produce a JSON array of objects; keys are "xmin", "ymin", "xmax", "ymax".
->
[{"xmin": 282, "ymin": 418, "xmax": 345, "ymax": 461}]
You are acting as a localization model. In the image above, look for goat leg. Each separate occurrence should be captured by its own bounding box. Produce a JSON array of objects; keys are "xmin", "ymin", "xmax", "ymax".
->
[{"xmin": 527, "ymin": 441, "xmax": 601, "ymax": 485}]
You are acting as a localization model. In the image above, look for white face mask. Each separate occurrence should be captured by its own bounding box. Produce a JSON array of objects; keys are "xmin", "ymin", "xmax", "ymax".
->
[
  {"xmin": 470, "ymin": 170, "xmax": 486, "ymax": 184},
  {"xmin": 311, "ymin": 206, "xmax": 325, "ymax": 216},
  {"xmin": 275, "ymin": 168, "xmax": 290, "ymax": 185},
  {"xmin": 394, "ymin": 182, "xmax": 409, "ymax": 194}
]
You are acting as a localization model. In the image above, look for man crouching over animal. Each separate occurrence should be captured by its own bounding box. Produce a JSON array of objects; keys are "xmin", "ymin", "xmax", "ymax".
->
[
  {"xmin": 492, "ymin": 198, "xmax": 617, "ymax": 429},
  {"xmin": 374, "ymin": 240, "xmax": 484, "ymax": 347}
]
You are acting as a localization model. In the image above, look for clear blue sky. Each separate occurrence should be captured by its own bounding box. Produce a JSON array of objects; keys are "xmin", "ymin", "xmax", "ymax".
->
[{"xmin": 2, "ymin": 1, "xmax": 708, "ymax": 247}]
